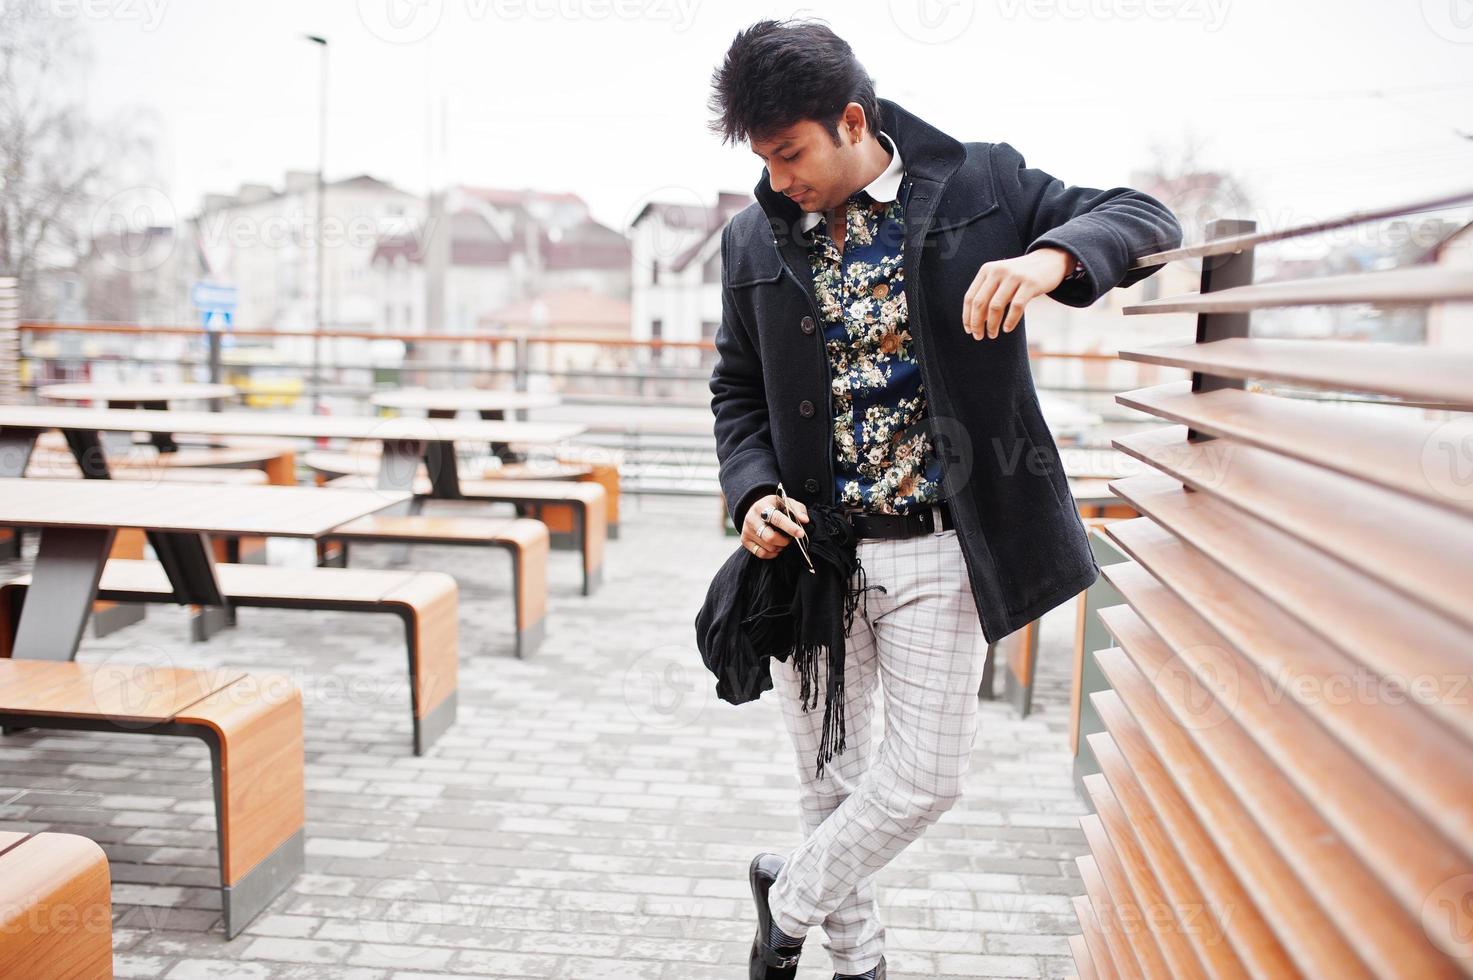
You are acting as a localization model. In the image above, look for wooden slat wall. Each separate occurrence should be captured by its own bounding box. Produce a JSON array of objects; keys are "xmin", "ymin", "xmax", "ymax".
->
[{"xmin": 1068, "ymin": 206, "xmax": 1473, "ymax": 979}]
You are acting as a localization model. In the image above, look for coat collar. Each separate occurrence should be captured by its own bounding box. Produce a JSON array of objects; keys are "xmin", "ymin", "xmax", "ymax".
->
[
  {"xmin": 797, "ymin": 130, "xmax": 905, "ymax": 234},
  {"xmin": 752, "ymin": 97, "xmax": 969, "ymax": 252}
]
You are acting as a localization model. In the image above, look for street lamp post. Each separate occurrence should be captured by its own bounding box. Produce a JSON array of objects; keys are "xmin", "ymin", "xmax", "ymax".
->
[{"xmin": 304, "ymin": 33, "xmax": 328, "ymax": 414}]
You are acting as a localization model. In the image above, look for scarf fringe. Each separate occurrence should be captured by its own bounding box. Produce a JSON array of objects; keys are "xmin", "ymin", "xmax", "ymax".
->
[{"xmin": 794, "ymin": 547, "xmax": 887, "ymax": 781}]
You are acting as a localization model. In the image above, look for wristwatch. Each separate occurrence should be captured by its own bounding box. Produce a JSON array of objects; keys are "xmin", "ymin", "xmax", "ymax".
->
[{"xmin": 1063, "ymin": 256, "xmax": 1087, "ymax": 282}]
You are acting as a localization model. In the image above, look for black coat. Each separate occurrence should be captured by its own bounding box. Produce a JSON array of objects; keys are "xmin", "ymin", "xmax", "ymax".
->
[{"xmin": 708, "ymin": 97, "xmax": 1183, "ymax": 643}]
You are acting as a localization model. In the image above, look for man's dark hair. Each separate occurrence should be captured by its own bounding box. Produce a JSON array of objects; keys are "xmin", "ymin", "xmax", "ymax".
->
[{"xmin": 707, "ymin": 18, "xmax": 881, "ymax": 147}]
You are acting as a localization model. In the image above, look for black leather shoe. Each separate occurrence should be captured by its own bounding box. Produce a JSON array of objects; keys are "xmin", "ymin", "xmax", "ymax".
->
[
  {"xmin": 749, "ymin": 852, "xmax": 803, "ymax": 979},
  {"xmin": 834, "ymin": 954, "xmax": 887, "ymax": 980}
]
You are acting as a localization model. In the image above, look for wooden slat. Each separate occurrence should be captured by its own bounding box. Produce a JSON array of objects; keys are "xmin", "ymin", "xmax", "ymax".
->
[
  {"xmin": 1122, "ymin": 265, "xmax": 1473, "ymax": 315},
  {"xmin": 1115, "ymin": 381, "xmax": 1473, "ymax": 517},
  {"xmin": 1082, "ymin": 773, "xmax": 1214, "ymax": 980},
  {"xmin": 1086, "ymin": 722, "xmax": 1297, "ymax": 979},
  {"xmin": 1099, "ymin": 591, "xmax": 1472, "ymax": 970},
  {"xmin": 1127, "ymin": 186, "xmax": 1473, "ymax": 267},
  {"xmin": 1116, "ymin": 338, "xmax": 1473, "ymax": 410},
  {"xmin": 1078, "ymin": 854, "xmax": 1146, "ymax": 978},
  {"xmin": 1070, "ymin": 934, "xmax": 1102, "ymax": 980},
  {"xmin": 1113, "ymin": 426, "xmax": 1473, "ymax": 632},
  {"xmin": 1102, "ymin": 483, "xmax": 1473, "ymax": 753},
  {"xmin": 1080, "ymin": 813, "xmax": 1174, "ymax": 979},
  {"xmin": 1092, "ymin": 664, "xmax": 1376, "ymax": 978},
  {"xmin": 1074, "ymin": 894, "xmax": 1122, "ymax": 980}
]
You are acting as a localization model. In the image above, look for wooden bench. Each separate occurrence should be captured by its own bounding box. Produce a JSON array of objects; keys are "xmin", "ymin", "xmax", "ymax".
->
[
  {"xmin": 0, "ymin": 660, "xmax": 304, "ymax": 940},
  {"xmin": 306, "ymin": 445, "xmax": 620, "ymax": 543},
  {"xmin": 0, "ymin": 561, "xmax": 459, "ymax": 755},
  {"xmin": 321, "ymin": 514, "xmax": 549, "ymax": 658},
  {"xmin": 324, "ymin": 473, "xmax": 607, "ymax": 596},
  {"xmin": 0, "ymin": 831, "xmax": 112, "ymax": 978}
]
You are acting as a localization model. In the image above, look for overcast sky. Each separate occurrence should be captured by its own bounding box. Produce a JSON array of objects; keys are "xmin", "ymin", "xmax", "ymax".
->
[{"xmin": 73, "ymin": 0, "xmax": 1473, "ymax": 236}]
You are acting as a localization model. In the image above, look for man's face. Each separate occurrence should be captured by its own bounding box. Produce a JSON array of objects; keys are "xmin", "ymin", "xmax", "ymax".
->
[{"xmin": 751, "ymin": 117, "xmax": 859, "ymax": 214}]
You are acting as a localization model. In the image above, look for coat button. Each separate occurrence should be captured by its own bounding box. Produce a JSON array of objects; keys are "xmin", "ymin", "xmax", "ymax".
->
[
  {"xmin": 803, "ymin": 478, "xmax": 820, "ymax": 494},
  {"xmin": 798, "ymin": 399, "xmax": 815, "ymax": 418},
  {"xmin": 800, "ymin": 315, "xmax": 815, "ymax": 334}
]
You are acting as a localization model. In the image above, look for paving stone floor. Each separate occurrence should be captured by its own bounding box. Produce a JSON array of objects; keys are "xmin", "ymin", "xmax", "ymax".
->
[{"xmin": 0, "ymin": 492, "xmax": 1090, "ymax": 979}]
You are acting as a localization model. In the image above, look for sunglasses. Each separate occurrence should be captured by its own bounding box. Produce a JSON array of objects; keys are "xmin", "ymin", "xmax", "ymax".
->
[{"xmin": 777, "ymin": 482, "xmax": 816, "ymax": 575}]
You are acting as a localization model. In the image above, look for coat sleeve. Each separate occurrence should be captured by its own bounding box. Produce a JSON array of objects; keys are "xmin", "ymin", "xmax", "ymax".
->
[
  {"xmin": 709, "ymin": 222, "xmax": 781, "ymax": 528},
  {"xmin": 989, "ymin": 141, "xmax": 1183, "ymax": 309}
]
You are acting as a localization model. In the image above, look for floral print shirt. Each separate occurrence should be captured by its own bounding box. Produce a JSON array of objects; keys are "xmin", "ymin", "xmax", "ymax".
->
[{"xmin": 807, "ymin": 188, "xmax": 945, "ymax": 515}]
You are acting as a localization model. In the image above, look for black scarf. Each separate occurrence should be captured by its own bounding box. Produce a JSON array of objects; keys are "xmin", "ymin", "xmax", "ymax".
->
[{"xmin": 694, "ymin": 503, "xmax": 885, "ymax": 780}]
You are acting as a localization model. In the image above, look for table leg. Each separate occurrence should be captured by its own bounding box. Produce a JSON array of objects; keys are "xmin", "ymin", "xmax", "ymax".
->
[
  {"xmin": 479, "ymin": 409, "xmax": 522, "ymax": 464},
  {"xmin": 378, "ymin": 440, "xmax": 427, "ymax": 564},
  {"xmin": 146, "ymin": 531, "xmax": 233, "ymax": 641},
  {"xmin": 0, "ymin": 427, "xmax": 41, "ymax": 478},
  {"xmin": 139, "ymin": 400, "xmax": 179, "ymax": 453},
  {"xmin": 422, "ymin": 441, "xmax": 462, "ymax": 500},
  {"xmin": 11, "ymin": 527, "xmax": 117, "ymax": 661},
  {"xmin": 62, "ymin": 429, "xmax": 111, "ymax": 478}
]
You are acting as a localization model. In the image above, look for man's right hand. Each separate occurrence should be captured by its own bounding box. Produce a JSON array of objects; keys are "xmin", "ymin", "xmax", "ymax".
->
[{"xmin": 742, "ymin": 492, "xmax": 809, "ymax": 559}]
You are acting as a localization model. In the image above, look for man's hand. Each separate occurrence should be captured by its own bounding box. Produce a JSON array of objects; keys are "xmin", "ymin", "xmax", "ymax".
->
[
  {"xmin": 742, "ymin": 493, "xmax": 809, "ymax": 559},
  {"xmin": 962, "ymin": 247, "xmax": 1075, "ymax": 340}
]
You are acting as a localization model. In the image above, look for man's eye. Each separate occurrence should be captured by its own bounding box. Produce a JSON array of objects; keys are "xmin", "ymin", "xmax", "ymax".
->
[{"xmin": 782, "ymin": 152, "xmax": 799, "ymax": 163}]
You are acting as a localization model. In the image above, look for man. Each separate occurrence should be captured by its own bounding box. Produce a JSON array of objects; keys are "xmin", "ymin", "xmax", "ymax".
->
[{"xmin": 705, "ymin": 18, "xmax": 1181, "ymax": 980}]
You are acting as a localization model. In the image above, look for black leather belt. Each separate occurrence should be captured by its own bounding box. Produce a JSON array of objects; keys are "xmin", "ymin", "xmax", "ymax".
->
[{"xmin": 846, "ymin": 500, "xmax": 954, "ymax": 540}]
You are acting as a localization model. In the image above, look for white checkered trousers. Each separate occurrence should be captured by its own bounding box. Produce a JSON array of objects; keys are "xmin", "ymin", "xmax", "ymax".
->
[{"xmin": 764, "ymin": 513, "xmax": 989, "ymax": 975}]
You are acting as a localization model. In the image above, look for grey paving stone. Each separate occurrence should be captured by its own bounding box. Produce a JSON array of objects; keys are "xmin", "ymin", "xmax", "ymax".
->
[{"xmin": 0, "ymin": 493, "xmax": 1090, "ymax": 977}]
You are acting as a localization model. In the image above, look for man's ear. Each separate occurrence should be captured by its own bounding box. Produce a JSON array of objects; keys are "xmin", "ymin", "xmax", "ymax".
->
[{"xmin": 840, "ymin": 102, "xmax": 868, "ymax": 144}]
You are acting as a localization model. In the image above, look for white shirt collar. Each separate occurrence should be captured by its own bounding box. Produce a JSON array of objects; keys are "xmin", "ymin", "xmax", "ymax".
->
[{"xmin": 799, "ymin": 130, "xmax": 904, "ymax": 234}]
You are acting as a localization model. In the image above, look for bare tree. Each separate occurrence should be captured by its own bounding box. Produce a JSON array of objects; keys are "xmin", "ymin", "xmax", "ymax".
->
[
  {"xmin": 1131, "ymin": 126, "xmax": 1255, "ymax": 245},
  {"xmin": 0, "ymin": 4, "xmax": 156, "ymax": 308}
]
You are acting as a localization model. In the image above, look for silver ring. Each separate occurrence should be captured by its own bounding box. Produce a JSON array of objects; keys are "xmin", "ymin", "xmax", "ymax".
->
[
  {"xmin": 760, "ymin": 506, "xmax": 774, "ymax": 523},
  {"xmin": 758, "ymin": 524, "xmax": 768, "ymax": 538}
]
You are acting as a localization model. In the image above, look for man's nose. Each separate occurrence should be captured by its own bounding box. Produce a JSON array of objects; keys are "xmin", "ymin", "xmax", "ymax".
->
[{"xmin": 767, "ymin": 167, "xmax": 790, "ymax": 194}]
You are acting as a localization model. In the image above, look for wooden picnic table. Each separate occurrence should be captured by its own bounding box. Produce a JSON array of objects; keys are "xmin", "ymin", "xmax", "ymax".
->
[
  {"xmin": 38, "ymin": 382, "xmax": 239, "ymax": 452},
  {"xmin": 371, "ymin": 388, "xmax": 561, "ymax": 415},
  {"xmin": 0, "ymin": 405, "xmax": 585, "ymax": 500},
  {"xmin": 38, "ymin": 381, "xmax": 238, "ymax": 406},
  {"xmin": 372, "ymin": 388, "xmax": 563, "ymax": 462},
  {"xmin": 0, "ymin": 477, "xmax": 410, "ymax": 661}
]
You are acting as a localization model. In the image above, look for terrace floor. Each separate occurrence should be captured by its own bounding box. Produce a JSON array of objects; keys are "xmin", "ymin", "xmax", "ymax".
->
[{"xmin": 0, "ymin": 492, "xmax": 1090, "ymax": 979}]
